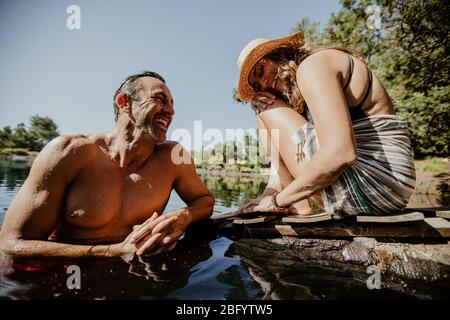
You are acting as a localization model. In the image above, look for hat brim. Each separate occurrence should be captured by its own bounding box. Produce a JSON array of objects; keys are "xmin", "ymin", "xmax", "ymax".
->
[{"xmin": 237, "ymin": 32, "xmax": 304, "ymax": 102}]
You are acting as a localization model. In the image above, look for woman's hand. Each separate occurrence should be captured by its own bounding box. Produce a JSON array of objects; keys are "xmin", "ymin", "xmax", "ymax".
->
[
  {"xmin": 235, "ymin": 195, "xmax": 289, "ymax": 215},
  {"xmin": 251, "ymin": 92, "xmax": 290, "ymax": 115},
  {"xmin": 234, "ymin": 187, "xmax": 274, "ymax": 214},
  {"xmin": 235, "ymin": 196, "xmax": 265, "ymax": 215}
]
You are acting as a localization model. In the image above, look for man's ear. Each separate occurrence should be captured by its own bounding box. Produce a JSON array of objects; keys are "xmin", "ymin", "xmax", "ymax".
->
[{"xmin": 115, "ymin": 93, "xmax": 132, "ymax": 113}]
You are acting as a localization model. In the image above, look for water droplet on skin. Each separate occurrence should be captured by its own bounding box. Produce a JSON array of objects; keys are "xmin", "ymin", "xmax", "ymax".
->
[
  {"xmin": 70, "ymin": 209, "xmax": 85, "ymax": 219},
  {"xmin": 129, "ymin": 173, "xmax": 142, "ymax": 182}
]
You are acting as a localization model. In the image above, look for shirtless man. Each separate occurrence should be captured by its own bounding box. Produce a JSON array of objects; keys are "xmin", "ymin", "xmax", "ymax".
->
[{"xmin": 0, "ymin": 71, "xmax": 214, "ymax": 258}]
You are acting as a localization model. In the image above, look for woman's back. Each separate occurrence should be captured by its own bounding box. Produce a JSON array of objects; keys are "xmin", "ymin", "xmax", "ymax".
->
[{"xmin": 301, "ymin": 49, "xmax": 395, "ymax": 118}]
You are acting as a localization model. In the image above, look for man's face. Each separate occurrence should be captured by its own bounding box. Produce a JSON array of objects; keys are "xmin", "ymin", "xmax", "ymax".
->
[{"xmin": 131, "ymin": 77, "xmax": 174, "ymax": 142}]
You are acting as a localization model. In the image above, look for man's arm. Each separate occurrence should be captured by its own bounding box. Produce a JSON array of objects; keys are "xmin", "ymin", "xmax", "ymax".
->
[
  {"xmin": 0, "ymin": 136, "xmax": 114, "ymax": 258},
  {"xmin": 172, "ymin": 145, "xmax": 215, "ymax": 224}
]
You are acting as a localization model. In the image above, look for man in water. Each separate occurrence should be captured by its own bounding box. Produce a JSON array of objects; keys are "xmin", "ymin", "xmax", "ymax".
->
[{"xmin": 0, "ymin": 71, "xmax": 214, "ymax": 258}]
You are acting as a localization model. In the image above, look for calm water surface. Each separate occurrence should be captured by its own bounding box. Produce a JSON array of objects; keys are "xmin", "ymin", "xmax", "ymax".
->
[{"xmin": 0, "ymin": 158, "xmax": 447, "ymax": 300}]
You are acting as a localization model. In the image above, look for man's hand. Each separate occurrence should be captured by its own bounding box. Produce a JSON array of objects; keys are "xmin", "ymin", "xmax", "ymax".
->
[
  {"xmin": 113, "ymin": 210, "xmax": 191, "ymax": 260},
  {"xmin": 143, "ymin": 209, "xmax": 191, "ymax": 255}
]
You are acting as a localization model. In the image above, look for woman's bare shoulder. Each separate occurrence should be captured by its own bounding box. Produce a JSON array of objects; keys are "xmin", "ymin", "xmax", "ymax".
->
[
  {"xmin": 297, "ymin": 49, "xmax": 350, "ymax": 83},
  {"xmin": 300, "ymin": 48, "xmax": 348, "ymax": 69}
]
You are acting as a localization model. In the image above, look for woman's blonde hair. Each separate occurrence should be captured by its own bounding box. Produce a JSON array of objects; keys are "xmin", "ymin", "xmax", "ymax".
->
[{"xmin": 265, "ymin": 43, "xmax": 364, "ymax": 114}]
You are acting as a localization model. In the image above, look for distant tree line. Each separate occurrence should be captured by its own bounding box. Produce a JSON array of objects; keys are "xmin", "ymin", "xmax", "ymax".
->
[
  {"xmin": 194, "ymin": 132, "xmax": 271, "ymax": 172},
  {"xmin": 0, "ymin": 115, "xmax": 59, "ymax": 154}
]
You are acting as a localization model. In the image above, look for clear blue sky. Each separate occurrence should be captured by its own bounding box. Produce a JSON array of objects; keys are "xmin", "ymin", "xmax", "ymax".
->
[{"xmin": 0, "ymin": 0, "xmax": 341, "ymax": 147}]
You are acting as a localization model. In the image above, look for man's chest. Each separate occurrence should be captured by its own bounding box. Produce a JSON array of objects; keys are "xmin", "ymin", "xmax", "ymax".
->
[{"xmin": 63, "ymin": 161, "xmax": 175, "ymax": 230}]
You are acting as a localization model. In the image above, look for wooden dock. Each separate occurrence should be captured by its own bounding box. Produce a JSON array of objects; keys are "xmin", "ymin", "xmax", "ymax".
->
[
  {"xmin": 212, "ymin": 207, "xmax": 450, "ymax": 240},
  {"xmin": 206, "ymin": 207, "xmax": 450, "ymax": 285}
]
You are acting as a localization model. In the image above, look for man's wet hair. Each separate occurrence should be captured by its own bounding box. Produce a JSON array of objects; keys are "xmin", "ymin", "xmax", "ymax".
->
[{"xmin": 113, "ymin": 70, "xmax": 166, "ymax": 121}]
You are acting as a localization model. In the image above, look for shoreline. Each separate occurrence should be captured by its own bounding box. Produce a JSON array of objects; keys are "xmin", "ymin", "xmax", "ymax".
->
[
  {"xmin": 1, "ymin": 153, "xmax": 448, "ymax": 201},
  {"xmin": 196, "ymin": 167, "xmax": 270, "ymax": 180}
]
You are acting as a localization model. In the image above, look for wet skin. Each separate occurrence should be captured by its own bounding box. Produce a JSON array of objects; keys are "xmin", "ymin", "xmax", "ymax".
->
[
  {"xmin": 0, "ymin": 77, "xmax": 214, "ymax": 258},
  {"xmin": 52, "ymin": 137, "xmax": 201, "ymax": 244}
]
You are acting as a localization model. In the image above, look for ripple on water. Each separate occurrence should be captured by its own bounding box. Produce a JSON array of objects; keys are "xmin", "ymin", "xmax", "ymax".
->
[
  {"xmin": 166, "ymin": 237, "xmax": 244, "ymax": 299},
  {"xmin": 0, "ymin": 186, "xmax": 21, "ymax": 224}
]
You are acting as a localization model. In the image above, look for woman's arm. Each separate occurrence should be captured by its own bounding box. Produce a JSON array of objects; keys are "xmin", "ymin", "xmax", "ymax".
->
[{"xmin": 275, "ymin": 51, "xmax": 357, "ymax": 207}]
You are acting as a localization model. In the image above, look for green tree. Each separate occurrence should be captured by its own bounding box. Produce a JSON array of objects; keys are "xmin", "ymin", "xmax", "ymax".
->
[
  {"xmin": 11, "ymin": 123, "xmax": 30, "ymax": 149},
  {"xmin": 243, "ymin": 132, "xmax": 250, "ymax": 163},
  {"xmin": 233, "ymin": 0, "xmax": 449, "ymax": 158},
  {"xmin": 27, "ymin": 115, "xmax": 60, "ymax": 151},
  {"xmin": 396, "ymin": 86, "xmax": 449, "ymax": 157},
  {"xmin": 392, "ymin": 0, "xmax": 449, "ymax": 94},
  {"xmin": 290, "ymin": 17, "xmax": 325, "ymax": 45},
  {"xmin": 0, "ymin": 126, "xmax": 14, "ymax": 149},
  {"xmin": 290, "ymin": 0, "xmax": 449, "ymax": 157},
  {"xmin": 0, "ymin": 115, "xmax": 59, "ymax": 152}
]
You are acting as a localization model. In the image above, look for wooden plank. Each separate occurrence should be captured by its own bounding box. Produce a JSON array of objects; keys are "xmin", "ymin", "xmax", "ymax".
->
[
  {"xmin": 212, "ymin": 207, "xmax": 449, "ymax": 222},
  {"xmin": 210, "ymin": 211, "xmax": 238, "ymax": 221},
  {"xmin": 282, "ymin": 212, "xmax": 332, "ymax": 224},
  {"xmin": 424, "ymin": 218, "xmax": 450, "ymax": 237},
  {"xmin": 436, "ymin": 210, "xmax": 450, "ymax": 219},
  {"xmin": 357, "ymin": 212, "xmax": 424, "ymax": 223},
  {"xmin": 233, "ymin": 215, "xmax": 278, "ymax": 225},
  {"xmin": 211, "ymin": 211, "xmax": 267, "ymax": 222},
  {"xmin": 240, "ymin": 220, "xmax": 449, "ymax": 239},
  {"xmin": 212, "ymin": 211, "xmax": 278, "ymax": 222},
  {"xmin": 403, "ymin": 206, "xmax": 450, "ymax": 217},
  {"xmin": 275, "ymin": 225, "xmax": 299, "ymax": 236}
]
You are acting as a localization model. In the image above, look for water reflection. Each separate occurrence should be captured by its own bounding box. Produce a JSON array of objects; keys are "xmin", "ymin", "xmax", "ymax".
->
[
  {"xmin": 0, "ymin": 235, "xmax": 213, "ymax": 300},
  {"xmin": 0, "ymin": 158, "xmax": 31, "ymax": 224},
  {"xmin": 0, "ymin": 158, "xmax": 30, "ymax": 191},
  {"xmin": 226, "ymin": 239, "xmax": 450, "ymax": 300},
  {"xmin": 199, "ymin": 174, "xmax": 267, "ymax": 209},
  {"xmin": 0, "ymin": 160, "xmax": 448, "ymax": 300}
]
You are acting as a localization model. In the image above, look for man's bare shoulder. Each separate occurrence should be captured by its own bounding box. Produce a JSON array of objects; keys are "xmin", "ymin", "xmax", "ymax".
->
[
  {"xmin": 13, "ymin": 134, "xmax": 105, "ymax": 189},
  {"xmin": 31, "ymin": 134, "xmax": 103, "ymax": 176},
  {"xmin": 43, "ymin": 134, "xmax": 101, "ymax": 159}
]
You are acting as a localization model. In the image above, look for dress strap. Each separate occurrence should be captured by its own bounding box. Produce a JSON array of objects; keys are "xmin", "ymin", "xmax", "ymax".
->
[
  {"xmin": 348, "ymin": 58, "xmax": 372, "ymax": 120},
  {"xmin": 355, "ymin": 66, "xmax": 373, "ymax": 109},
  {"xmin": 342, "ymin": 55, "xmax": 354, "ymax": 91}
]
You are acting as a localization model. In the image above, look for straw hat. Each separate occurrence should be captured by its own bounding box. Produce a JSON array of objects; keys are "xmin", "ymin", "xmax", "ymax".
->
[{"xmin": 236, "ymin": 32, "xmax": 304, "ymax": 102}]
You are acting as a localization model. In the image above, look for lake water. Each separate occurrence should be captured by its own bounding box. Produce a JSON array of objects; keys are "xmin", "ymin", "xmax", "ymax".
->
[{"xmin": 0, "ymin": 158, "xmax": 448, "ymax": 300}]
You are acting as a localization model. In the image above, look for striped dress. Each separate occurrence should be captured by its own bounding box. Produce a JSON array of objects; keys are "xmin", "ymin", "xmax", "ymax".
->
[{"xmin": 293, "ymin": 112, "xmax": 416, "ymax": 219}]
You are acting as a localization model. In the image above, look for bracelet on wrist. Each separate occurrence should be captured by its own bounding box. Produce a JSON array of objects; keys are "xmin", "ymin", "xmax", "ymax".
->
[{"xmin": 271, "ymin": 192, "xmax": 289, "ymax": 210}]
